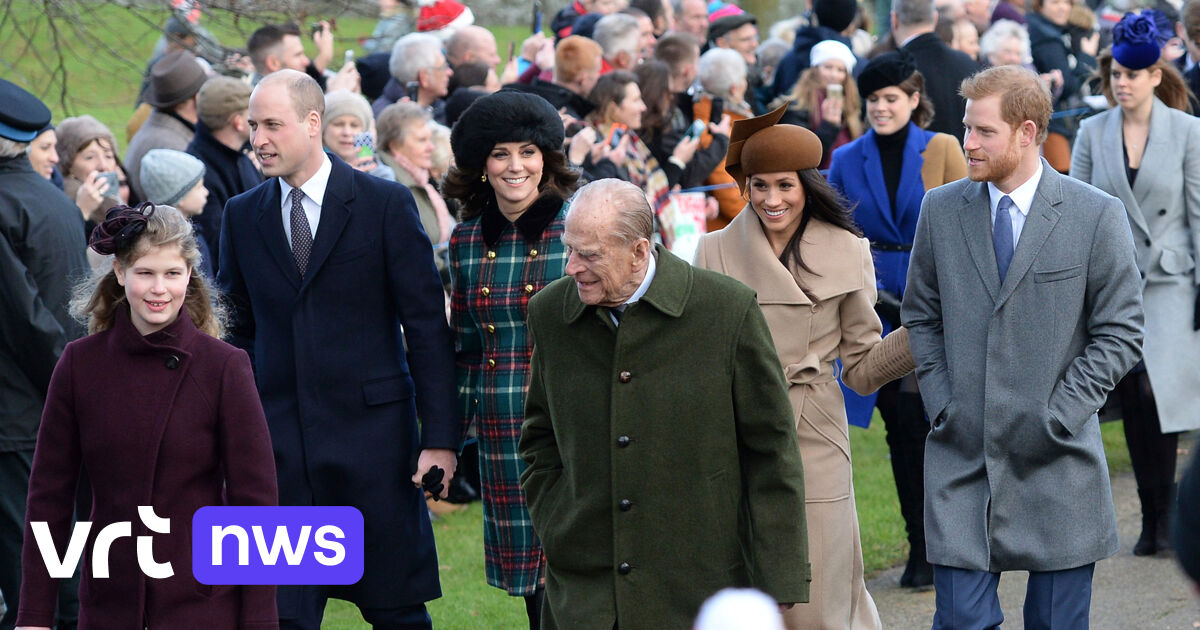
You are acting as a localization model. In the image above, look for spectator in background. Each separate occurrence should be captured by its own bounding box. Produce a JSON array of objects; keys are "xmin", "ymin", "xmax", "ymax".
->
[
  {"xmin": 185, "ymin": 75, "xmax": 262, "ymax": 272},
  {"xmin": 633, "ymin": 0, "xmax": 675, "ymax": 36},
  {"xmin": 126, "ymin": 49, "xmax": 207, "ymax": 201},
  {"xmin": 676, "ymin": 0, "xmax": 710, "ymax": 43},
  {"xmin": 322, "ymin": 90, "xmax": 397, "ymax": 183},
  {"xmin": 709, "ymin": 13, "xmax": 760, "ymax": 69},
  {"xmin": 623, "ymin": 7, "xmax": 659, "ymax": 62},
  {"xmin": 694, "ymin": 47, "xmax": 754, "ymax": 230},
  {"xmin": 446, "ymin": 25, "xmax": 521, "ymax": 85},
  {"xmin": 139, "ymin": 149, "xmax": 214, "ymax": 277},
  {"xmin": 26, "ymin": 124, "xmax": 60, "ymax": 184},
  {"xmin": 247, "ymin": 22, "xmax": 359, "ymax": 93},
  {"xmin": 376, "ymin": 101, "xmax": 456, "ymax": 284},
  {"xmin": 56, "ymin": 115, "xmax": 125, "ymax": 232},
  {"xmin": 951, "ymin": 18, "xmax": 981, "ymax": 59},
  {"xmin": 635, "ymin": 60, "xmax": 729, "ymax": 192},
  {"xmin": 594, "ymin": 13, "xmax": 643, "ymax": 72},
  {"xmin": 892, "ymin": 0, "xmax": 981, "ymax": 140},
  {"xmin": 363, "ymin": 0, "xmax": 415, "ymax": 56},
  {"xmin": 979, "ymin": 20, "xmax": 1065, "ymax": 96},
  {"xmin": 373, "ymin": 32, "xmax": 454, "ymax": 124},
  {"xmin": 0, "ymin": 78, "xmax": 87, "ymax": 630},
  {"xmin": 1027, "ymin": 0, "xmax": 1098, "ymax": 169},
  {"xmin": 772, "ymin": 0, "xmax": 860, "ymax": 101},
  {"xmin": 654, "ymin": 31, "xmax": 701, "ymax": 115},
  {"xmin": 756, "ymin": 38, "xmax": 792, "ymax": 89},
  {"xmin": 776, "ymin": 39, "xmax": 864, "ymax": 169},
  {"xmin": 504, "ymin": 35, "xmax": 601, "ymax": 121},
  {"xmin": 1181, "ymin": 0, "xmax": 1200, "ymax": 103},
  {"xmin": 1069, "ymin": 13, "xmax": 1200, "ymax": 557},
  {"xmin": 448, "ymin": 61, "xmax": 501, "ymax": 94}
]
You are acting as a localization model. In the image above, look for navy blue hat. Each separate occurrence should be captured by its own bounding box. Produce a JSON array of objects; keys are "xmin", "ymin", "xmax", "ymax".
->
[
  {"xmin": 0, "ymin": 78, "xmax": 52, "ymax": 142},
  {"xmin": 572, "ymin": 13, "xmax": 603, "ymax": 40},
  {"xmin": 1112, "ymin": 12, "xmax": 1162, "ymax": 70}
]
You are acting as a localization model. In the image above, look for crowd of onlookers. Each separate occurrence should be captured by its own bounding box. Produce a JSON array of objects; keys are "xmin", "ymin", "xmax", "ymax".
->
[{"xmin": 5, "ymin": 0, "xmax": 1200, "ymax": 625}]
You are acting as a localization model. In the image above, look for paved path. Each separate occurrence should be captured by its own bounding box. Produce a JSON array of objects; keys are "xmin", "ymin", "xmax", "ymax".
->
[{"xmin": 868, "ymin": 445, "xmax": 1199, "ymax": 629}]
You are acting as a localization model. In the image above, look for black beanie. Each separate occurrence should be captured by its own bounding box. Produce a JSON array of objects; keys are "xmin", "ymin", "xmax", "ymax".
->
[
  {"xmin": 813, "ymin": 0, "xmax": 858, "ymax": 33},
  {"xmin": 450, "ymin": 90, "xmax": 565, "ymax": 172},
  {"xmin": 855, "ymin": 49, "xmax": 919, "ymax": 99}
]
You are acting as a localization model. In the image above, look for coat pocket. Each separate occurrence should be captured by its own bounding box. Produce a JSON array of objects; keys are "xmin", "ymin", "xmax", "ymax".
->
[
  {"xmin": 1158, "ymin": 248, "xmax": 1196, "ymax": 276},
  {"xmin": 361, "ymin": 375, "xmax": 415, "ymax": 406},
  {"xmin": 1034, "ymin": 264, "xmax": 1083, "ymax": 283}
]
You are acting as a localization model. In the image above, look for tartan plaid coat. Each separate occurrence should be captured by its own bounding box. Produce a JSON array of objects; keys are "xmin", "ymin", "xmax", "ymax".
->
[{"xmin": 450, "ymin": 194, "xmax": 569, "ymax": 595}]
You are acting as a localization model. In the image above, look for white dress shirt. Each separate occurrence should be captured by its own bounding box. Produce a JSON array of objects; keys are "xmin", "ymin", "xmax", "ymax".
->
[
  {"xmin": 609, "ymin": 250, "xmax": 658, "ymax": 325},
  {"xmin": 987, "ymin": 160, "xmax": 1043, "ymax": 252},
  {"xmin": 279, "ymin": 154, "xmax": 332, "ymax": 244}
]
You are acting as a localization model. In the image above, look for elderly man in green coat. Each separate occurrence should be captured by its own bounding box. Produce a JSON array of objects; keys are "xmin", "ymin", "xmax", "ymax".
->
[{"xmin": 519, "ymin": 179, "xmax": 811, "ymax": 630}]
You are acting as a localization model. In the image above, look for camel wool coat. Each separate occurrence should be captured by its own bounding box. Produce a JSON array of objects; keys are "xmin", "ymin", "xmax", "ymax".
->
[{"xmin": 695, "ymin": 209, "xmax": 913, "ymax": 630}]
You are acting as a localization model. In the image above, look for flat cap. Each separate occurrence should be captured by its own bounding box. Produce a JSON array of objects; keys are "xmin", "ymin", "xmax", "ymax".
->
[
  {"xmin": 0, "ymin": 78, "xmax": 52, "ymax": 142},
  {"xmin": 709, "ymin": 13, "xmax": 757, "ymax": 44}
]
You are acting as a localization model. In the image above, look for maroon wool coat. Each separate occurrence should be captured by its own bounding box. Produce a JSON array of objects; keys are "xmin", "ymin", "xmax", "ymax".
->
[{"xmin": 18, "ymin": 307, "xmax": 279, "ymax": 630}]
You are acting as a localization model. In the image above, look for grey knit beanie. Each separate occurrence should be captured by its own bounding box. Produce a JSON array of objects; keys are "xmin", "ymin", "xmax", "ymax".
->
[
  {"xmin": 140, "ymin": 149, "xmax": 205, "ymax": 206},
  {"xmin": 323, "ymin": 90, "xmax": 375, "ymax": 133}
]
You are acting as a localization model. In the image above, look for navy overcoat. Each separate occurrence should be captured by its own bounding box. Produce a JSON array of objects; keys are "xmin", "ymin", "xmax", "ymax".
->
[{"xmin": 218, "ymin": 153, "xmax": 458, "ymax": 610}]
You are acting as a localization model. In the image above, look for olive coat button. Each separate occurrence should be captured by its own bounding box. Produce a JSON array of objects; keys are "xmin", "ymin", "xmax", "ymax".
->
[
  {"xmin": 617, "ymin": 435, "xmax": 631, "ymax": 447},
  {"xmin": 619, "ymin": 371, "xmax": 632, "ymax": 383},
  {"xmin": 619, "ymin": 499, "xmax": 632, "ymax": 511},
  {"xmin": 618, "ymin": 562, "xmax": 632, "ymax": 575},
  {"xmin": 165, "ymin": 355, "xmax": 180, "ymax": 370}
]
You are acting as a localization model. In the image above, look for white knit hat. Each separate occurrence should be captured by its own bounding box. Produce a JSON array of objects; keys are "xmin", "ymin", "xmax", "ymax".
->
[
  {"xmin": 809, "ymin": 39, "xmax": 857, "ymax": 74},
  {"xmin": 140, "ymin": 149, "xmax": 205, "ymax": 206}
]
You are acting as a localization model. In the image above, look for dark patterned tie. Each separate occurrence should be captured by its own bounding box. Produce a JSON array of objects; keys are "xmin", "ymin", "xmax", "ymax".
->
[
  {"xmin": 993, "ymin": 195, "xmax": 1015, "ymax": 283},
  {"xmin": 289, "ymin": 188, "xmax": 313, "ymax": 276}
]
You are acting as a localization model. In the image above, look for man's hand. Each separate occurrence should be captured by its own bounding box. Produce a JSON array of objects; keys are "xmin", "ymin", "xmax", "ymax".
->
[
  {"xmin": 312, "ymin": 21, "xmax": 335, "ymax": 73},
  {"xmin": 412, "ymin": 448, "xmax": 457, "ymax": 500},
  {"xmin": 326, "ymin": 60, "xmax": 361, "ymax": 93}
]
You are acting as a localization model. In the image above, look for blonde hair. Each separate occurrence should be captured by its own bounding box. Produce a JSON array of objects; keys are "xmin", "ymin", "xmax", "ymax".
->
[
  {"xmin": 776, "ymin": 65, "xmax": 864, "ymax": 138},
  {"xmin": 72, "ymin": 204, "xmax": 225, "ymax": 337}
]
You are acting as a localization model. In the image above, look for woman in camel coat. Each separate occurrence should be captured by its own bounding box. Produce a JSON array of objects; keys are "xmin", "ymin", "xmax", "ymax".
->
[{"xmin": 694, "ymin": 106, "xmax": 913, "ymax": 630}]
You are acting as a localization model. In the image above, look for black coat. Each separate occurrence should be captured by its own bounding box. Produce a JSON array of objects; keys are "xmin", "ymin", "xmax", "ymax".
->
[
  {"xmin": 218, "ymin": 153, "xmax": 458, "ymax": 610},
  {"xmin": 1027, "ymin": 13, "xmax": 1096, "ymax": 110},
  {"xmin": 186, "ymin": 122, "xmax": 263, "ymax": 274},
  {"xmin": 0, "ymin": 155, "xmax": 87, "ymax": 451},
  {"xmin": 901, "ymin": 33, "xmax": 981, "ymax": 142}
]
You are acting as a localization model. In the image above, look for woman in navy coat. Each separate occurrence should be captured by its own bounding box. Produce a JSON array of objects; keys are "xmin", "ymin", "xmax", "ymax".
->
[
  {"xmin": 827, "ymin": 51, "xmax": 965, "ymax": 590},
  {"xmin": 17, "ymin": 204, "xmax": 278, "ymax": 630}
]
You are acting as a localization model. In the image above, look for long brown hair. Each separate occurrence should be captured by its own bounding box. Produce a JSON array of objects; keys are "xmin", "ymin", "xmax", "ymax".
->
[
  {"xmin": 750, "ymin": 169, "xmax": 861, "ymax": 302},
  {"xmin": 72, "ymin": 205, "xmax": 225, "ymax": 337},
  {"xmin": 1096, "ymin": 48, "xmax": 1194, "ymax": 113},
  {"xmin": 775, "ymin": 66, "xmax": 865, "ymax": 138}
]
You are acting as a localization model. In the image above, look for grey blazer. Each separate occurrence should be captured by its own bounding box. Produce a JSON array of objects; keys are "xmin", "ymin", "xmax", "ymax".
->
[
  {"xmin": 902, "ymin": 162, "xmax": 1144, "ymax": 572},
  {"xmin": 1070, "ymin": 98, "xmax": 1200, "ymax": 432}
]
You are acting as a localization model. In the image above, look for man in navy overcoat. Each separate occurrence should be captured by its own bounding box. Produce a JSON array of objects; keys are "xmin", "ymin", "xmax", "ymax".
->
[{"xmin": 218, "ymin": 70, "xmax": 459, "ymax": 630}]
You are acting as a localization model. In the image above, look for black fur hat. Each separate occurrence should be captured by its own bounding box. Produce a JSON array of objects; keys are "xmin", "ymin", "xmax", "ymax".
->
[{"xmin": 450, "ymin": 90, "xmax": 564, "ymax": 172}]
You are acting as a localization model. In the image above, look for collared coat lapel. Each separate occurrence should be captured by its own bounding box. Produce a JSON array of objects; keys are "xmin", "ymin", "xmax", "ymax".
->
[
  {"xmin": 1098, "ymin": 107, "xmax": 1149, "ymax": 238},
  {"xmin": 253, "ymin": 181, "xmax": 301, "ymax": 291},
  {"xmin": 958, "ymin": 180, "xmax": 1002, "ymax": 303},
  {"xmin": 1129, "ymin": 98, "xmax": 1174, "ymax": 214},
  {"xmin": 299, "ymin": 155, "xmax": 356, "ymax": 291},
  {"xmin": 894, "ymin": 127, "xmax": 930, "ymax": 233},
  {"xmin": 859, "ymin": 132, "xmax": 896, "ymax": 239},
  {"xmin": 718, "ymin": 206, "xmax": 813, "ymax": 305}
]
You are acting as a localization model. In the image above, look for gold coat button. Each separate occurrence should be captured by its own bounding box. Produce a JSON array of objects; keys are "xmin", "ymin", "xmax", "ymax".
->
[
  {"xmin": 487, "ymin": 251, "xmax": 496, "ymax": 259},
  {"xmin": 525, "ymin": 284, "xmax": 535, "ymax": 293},
  {"xmin": 487, "ymin": 324, "xmax": 496, "ymax": 333},
  {"xmin": 481, "ymin": 287, "xmax": 490, "ymax": 296},
  {"xmin": 619, "ymin": 371, "xmax": 632, "ymax": 383},
  {"xmin": 488, "ymin": 359, "xmax": 496, "ymax": 368},
  {"xmin": 529, "ymin": 249, "xmax": 538, "ymax": 257}
]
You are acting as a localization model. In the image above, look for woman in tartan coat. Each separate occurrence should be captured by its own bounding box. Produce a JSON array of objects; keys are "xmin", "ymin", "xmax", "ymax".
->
[{"xmin": 443, "ymin": 91, "xmax": 580, "ymax": 629}]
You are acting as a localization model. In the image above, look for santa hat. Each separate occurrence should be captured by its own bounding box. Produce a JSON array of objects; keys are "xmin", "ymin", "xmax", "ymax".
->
[{"xmin": 418, "ymin": 0, "xmax": 475, "ymax": 39}]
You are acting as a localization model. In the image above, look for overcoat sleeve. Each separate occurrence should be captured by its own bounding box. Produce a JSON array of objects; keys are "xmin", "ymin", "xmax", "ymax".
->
[
  {"xmin": 901, "ymin": 194, "xmax": 953, "ymax": 422},
  {"xmin": 730, "ymin": 297, "xmax": 811, "ymax": 605},
  {"xmin": 0, "ymin": 224, "xmax": 69, "ymax": 394},
  {"xmin": 518, "ymin": 310, "xmax": 565, "ymax": 548},
  {"xmin": 1067, "ymin": 119, "xmax": 1095, "ymax": 186},
  {"xmin": 217, "ymin": 200, "xmax": 255, "ymax": 358},
  {"xmin": 17, "ymin": 345, "xmax": 82, "ymax": 627},
  {"xmin": 1048, "ymin": 198, "xmax": 1144, "ymax": 435},
  {"xmin": 217, "ymin": 350, "xmax": 280, "ymax": 628},
  {"xmin": 448, "ymin": 225, "xmax": 483, "ymax": 442},
  {"xmin": 1183, "ymin": 118, "xmax": 1200, "ymax": 288},
  {"xmin": 937, "ymin": 134, "xmax": 967, "ymax": 184},
  {"xmin": 839, "ymin": 239, "xmax": 915, "ymax": 394},
  {"xmin": 382, "ymin": 186, "xmax": 459, "ymax": 451}
]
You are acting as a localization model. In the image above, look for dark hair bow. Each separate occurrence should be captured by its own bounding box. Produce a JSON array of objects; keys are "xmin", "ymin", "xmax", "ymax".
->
[{"xmin": 89, "ymin": 202, "xmax": 156, "ymax": 256}]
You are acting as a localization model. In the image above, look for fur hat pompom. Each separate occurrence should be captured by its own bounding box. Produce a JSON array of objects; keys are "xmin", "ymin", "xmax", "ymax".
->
[{"xmin": 450, "ymin": 91, "xmax": 564, "ymax": 173}]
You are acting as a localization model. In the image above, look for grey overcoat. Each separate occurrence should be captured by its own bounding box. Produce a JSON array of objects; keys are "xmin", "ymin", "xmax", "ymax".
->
[
  {"xmin": 902, "ymin": 162, "xmax": 1144, "ymax": 572},
  {"xmin": 1070, "ymin": 97, "xmax": 1200, "ymax": 432}
]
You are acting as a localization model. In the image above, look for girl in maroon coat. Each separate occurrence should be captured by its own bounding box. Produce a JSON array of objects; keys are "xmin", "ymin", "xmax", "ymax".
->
[{"xmin": 17, "ymin": 204, "xmax": 279, "ymax": 630}]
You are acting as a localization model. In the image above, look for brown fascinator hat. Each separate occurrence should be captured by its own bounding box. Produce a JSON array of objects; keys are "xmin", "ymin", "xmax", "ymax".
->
[{"xmin": 724, "ymin": 103, "xmax": 824, "ymax": 195}]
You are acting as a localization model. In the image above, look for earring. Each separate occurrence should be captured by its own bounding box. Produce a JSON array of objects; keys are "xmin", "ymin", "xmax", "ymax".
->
[{"xmin": 481, "ymin": 174, "xmax": 487, "ymax": 183}]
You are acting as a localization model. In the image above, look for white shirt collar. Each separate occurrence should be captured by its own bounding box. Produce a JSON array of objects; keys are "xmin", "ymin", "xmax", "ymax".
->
[
  {"xmin": 987, "ymin": 160, "xmax": 1043, "ymax": 217},
  {"xmin": 279, "ymin": 153, "xmax": 332, "ymax": 209},
  {"xmin": 625, "ymin": 249, "xmax": 657, "ymax": 306}
]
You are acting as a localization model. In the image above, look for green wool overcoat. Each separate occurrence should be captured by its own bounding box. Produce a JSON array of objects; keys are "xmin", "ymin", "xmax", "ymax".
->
[{"xmin": 519, "ymin": 245, "xmax": 811, "ymax": 630}]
